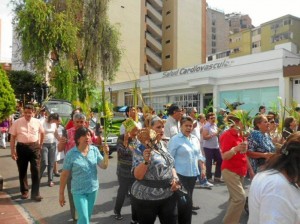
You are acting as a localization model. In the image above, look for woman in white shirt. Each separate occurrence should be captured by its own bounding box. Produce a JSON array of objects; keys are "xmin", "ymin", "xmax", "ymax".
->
[
  {"xmin": 248, "ymin": 131, "xmax": 300, "ymax": 224},
  {"xmin": 40, "ymin": 113, "xmax": 60, "ymax": 187}
]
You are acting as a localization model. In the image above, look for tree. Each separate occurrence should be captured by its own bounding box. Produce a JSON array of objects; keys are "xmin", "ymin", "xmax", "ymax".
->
[
  {"xmin": 8, "ymin": 70, "xmax": 42, "ymax": 104},
  {"xmin": 0, "ymin": 69, "xmax": 16, "ymax": 121},
  {"xmin": 12, "ymin": 0, "xmax": 121, "ymax": 103}
]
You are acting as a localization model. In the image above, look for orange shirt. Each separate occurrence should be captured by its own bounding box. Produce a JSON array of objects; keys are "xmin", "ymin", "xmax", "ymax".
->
[{"xmin": 9, "ymin": 117, "xmax": 44, "ymax": 143}]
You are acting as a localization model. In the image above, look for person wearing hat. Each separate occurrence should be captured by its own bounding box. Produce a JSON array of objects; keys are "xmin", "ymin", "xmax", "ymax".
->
[{"xmin": 164, "ymin": 104, "xmax": 183, "ymax": 138}]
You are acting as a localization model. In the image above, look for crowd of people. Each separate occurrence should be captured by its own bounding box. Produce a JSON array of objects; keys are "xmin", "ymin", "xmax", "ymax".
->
[{"xmin": 3, "ymin": 102, "xmax": 300, "ymax": 224}]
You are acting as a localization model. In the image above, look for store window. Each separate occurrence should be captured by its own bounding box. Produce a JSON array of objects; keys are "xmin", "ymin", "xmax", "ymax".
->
[{"xmin": 219, "ymin": 87, "xmax": 279, "ymax": 116}]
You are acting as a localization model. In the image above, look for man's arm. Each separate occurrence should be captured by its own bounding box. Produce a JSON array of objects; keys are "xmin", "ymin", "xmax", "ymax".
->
[{"xmin": 10, "ymin": 135, "xmax": 17, "ymax": 160}]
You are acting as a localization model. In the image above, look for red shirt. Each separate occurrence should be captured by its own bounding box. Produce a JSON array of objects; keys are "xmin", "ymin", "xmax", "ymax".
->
[
  {"xmin": 220, "ymin": 128, "xmax": 247, "ymax": 177},
  {"xmin": 65, "ymin": 120, "xmax": 74, "ymax": 130}
]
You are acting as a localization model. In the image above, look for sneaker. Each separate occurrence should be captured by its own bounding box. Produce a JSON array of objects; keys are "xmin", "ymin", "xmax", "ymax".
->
[
  {"xmin": 114, "ymin": 210, "xmax": 123, "ymax": 220},
  {"xmin": 54, "ymin": 172, "xmax": 60, "ymax": 177},
  {"xmin": 114, "ymin": 214, "xmax": 123, "ymax": 220},
  {"xmin": 214, "ymin": 177, "xmax": 224, "ymax": 183},
  {"xmin": 192, "ymin": 210, "xmax": 198, "ymax": 215},
  {"xmin": 49, "ymin": 181, "xmax": 55, "ymax": 187},
  {"xmin": 130, "ymin": 220, "xmax": 138, "ymax": 224},
  {"xmin": 207, "ymin": 178, "xmax": 213, "ymax": 183},
  {"xmin": 199, "ymin": 181, "xmax": 214, "ymax": 188}
]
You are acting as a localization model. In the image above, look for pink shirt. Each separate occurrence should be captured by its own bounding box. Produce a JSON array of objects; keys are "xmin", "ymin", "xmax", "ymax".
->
[
  {"xmin": 9, "ymin": 117, "xmax": 44, "ymax": 143},
  {"xmin": 65, "ymin": 127, "xmax": 100, "ymax": 153}
]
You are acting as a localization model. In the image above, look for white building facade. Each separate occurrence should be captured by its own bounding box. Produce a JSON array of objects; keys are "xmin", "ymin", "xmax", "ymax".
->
[{"xmin": 138, "ymin": 48, "xmax": 300, "ymax": 115}]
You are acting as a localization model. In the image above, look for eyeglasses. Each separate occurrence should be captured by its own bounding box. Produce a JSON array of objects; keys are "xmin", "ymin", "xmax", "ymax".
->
[{"xmin": 269, "ymin": 121, "xmax": 275, "ymax": 124}]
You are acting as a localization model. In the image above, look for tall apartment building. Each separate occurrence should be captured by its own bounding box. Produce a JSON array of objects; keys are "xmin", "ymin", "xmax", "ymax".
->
[
  {"xmin": 206, "ymin": 7, "xmax": 230, "ymax": 61},
  {"xmin": 229, "ymin": 14, "xmax": 300, "ymax": 58},
  {"xmin": 226, "ymin": 13, "xmax": 253, "ymax": 34},
  {"xmin": 108, "ymin": 0, "xmax": 206, "ymax": 106}
]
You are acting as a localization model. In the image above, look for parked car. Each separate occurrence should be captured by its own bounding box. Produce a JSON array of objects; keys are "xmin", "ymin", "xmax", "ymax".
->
[{"xmin": 42, "ymin": 99, "xmax": 73, "ymax": 120}]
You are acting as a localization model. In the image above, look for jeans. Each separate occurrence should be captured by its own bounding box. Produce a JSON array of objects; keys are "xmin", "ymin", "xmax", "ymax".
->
[
  {"xmin": 0, "ymin": 132, "xmax": 6, "ymax": 148},
  {"xmin": 203, "ymin": 147, "xmax": 222, "ymax": 179},
  {"xmin": 16, "ymin": 142, "xmax": 41, "ymax": 197},
  {"xmin": 73, "ymin": 190, "xmax": 98, "ymax": 224},
  {"xmin": 131, "ymin": 194, "xmax": 177, "ymax": 224},
  {"xmin": 114, "ymin": 175, "xmax": 137, "ymax": 220},
  {"xmin": 40, "ymin": 143, "xmax": 56, "ymax": 182}
]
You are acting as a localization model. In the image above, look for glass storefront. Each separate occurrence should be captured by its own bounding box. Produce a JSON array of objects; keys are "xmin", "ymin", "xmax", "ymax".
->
[{"xmin": 219, "ymin": 87, "xmax": 279, "ymax": 116}]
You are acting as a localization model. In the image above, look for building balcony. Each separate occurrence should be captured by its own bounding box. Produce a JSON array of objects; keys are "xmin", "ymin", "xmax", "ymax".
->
[
  {"xmin": 147, "ymin": 0, "xmax": 163, "ymax": 10},
  {"xmin": 146, "ymin": 16, "xmax": 162, "ymax": 38},
  {"xmin": 146, "ymin": 47, "xmax": 162, "ymax": 68},
  {"xmin": 146, "ymin": 32, "xmax": 162, "ymax": 53},
  {"xmin": 146, "ymin": 2, "xmax": 162, "ymax": 25},
  {"xmin": 146, "ymin": 62, "xmax": 160, "ymax": 74}
]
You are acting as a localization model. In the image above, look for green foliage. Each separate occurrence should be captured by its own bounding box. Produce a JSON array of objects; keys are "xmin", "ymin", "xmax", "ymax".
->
[
  {"xmin": 14, "ymin": 0, "xmax": 78, "ymax": 72},
  {"xmin": 0, "ymin": 69, "xmax": 16, "ymax": 121},
  {"xmin": 203, "ymin": 100, "xmax": 214, "ymax": 115},
  {"xmin": 12, "ymin": 0, "xmax": 122, "ymax": 104},
  {"xmin": 8, "ymin": 70, "xmax": 42, "ymax": 103},
  {"xmin": 231, "ymin": 110, "xmax": 253, "ymax": 135}
]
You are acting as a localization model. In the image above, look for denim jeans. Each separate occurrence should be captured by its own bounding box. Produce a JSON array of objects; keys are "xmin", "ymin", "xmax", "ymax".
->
[
  {"xmin": 203, "ymin": 147, "xmax": 222, "ymax": 179},
  {"xmin": 40, "ymin": 143, "xmax": 56, "ymax": 182}
]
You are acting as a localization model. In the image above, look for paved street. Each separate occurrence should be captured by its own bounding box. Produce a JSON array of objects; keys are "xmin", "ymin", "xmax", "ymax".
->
[{"xmin": 0, "ymin": 145, "xmax": 250, "ymax": 224}]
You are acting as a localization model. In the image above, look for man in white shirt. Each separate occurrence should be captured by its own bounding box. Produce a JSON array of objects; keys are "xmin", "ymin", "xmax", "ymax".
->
[{"xmin": 164, "ymin": 104, "xmax": 183, "ymax": 138}]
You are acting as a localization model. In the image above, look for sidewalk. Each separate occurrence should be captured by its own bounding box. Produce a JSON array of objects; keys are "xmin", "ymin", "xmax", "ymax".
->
[
  {"xmin": 0, "ymin": 191, "xmax": 33, "ymax": 224},
  {"xmin": 0, "ymin": 143, "xmax": 34, "ymax": 224}
]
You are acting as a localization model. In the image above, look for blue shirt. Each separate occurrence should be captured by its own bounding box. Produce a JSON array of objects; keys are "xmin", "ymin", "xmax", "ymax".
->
[
  {"xmin": 248, "ymin": 130, "xmax": 275, "ymax": 173},
  {"xmin": 63, "ymin": 145, "xmax": 103, "ymax": 194},
  {"xmin": 168, "ymin": 133, "xmax": 200, "ymax": 177}
]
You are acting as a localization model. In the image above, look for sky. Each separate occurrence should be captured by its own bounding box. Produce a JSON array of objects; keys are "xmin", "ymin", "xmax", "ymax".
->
[
  {"xmin": 0, "ymin": 0, "xmax": 13, "ymax": 62},
  {"xmin": 1, "ymin": 0, "xmax": 300, "ymax": 61},
  {"xmin": 206, "ymin": 0, "xmax": 300, "ymax": 27}
]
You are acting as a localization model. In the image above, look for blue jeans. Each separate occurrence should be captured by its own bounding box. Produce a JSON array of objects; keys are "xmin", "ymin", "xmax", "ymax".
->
[
  {"xmin": 203, "ymin": 147, "xmax": 222, "ymax": 179},
  {"xmin": 40, "ymin": 143, "xmax": 56, "ymax": 182},
  {"xmin": 73, "ymin": 190, "xmax": 98, "ymax": 224}
]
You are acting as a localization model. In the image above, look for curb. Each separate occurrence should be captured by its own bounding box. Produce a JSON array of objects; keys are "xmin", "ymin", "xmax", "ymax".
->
[{"xmin": 0, "ymin": 191, "xmax": 35, "ymax": 224}]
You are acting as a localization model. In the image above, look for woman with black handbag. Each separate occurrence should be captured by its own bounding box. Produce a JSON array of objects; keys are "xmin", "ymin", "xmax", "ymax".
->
[{"xmin": 168, "ymin": 116, "xmax": 206, "ymax": 224}]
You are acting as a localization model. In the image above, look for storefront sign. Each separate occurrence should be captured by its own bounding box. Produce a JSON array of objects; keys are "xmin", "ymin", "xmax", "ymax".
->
[{"xmin": 162, "ymin": 59, "xmax": 232, "ymax": 78}]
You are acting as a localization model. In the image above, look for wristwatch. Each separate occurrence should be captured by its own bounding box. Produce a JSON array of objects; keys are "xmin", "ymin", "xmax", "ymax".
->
[{"xmin": 143, "ymin": 160, "xmax": 150, "ymax": 165}]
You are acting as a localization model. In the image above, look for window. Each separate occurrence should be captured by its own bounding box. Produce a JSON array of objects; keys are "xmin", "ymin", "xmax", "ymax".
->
[
  {"xmin": 212, "ymin": 27, "xmax": 216, "ymax": 33},
  {"xmin": 165, "ymin": 40, "xmax": 170, "ymax": 44},
  {"xmin": 165, "ymin": 55, "xmax": 170, "ymax": 59},
  {"xmin": 252, "ymin": 41, "xmax": 260, "ymax": 48},
  {"xmin": 166, "ymin": 25, "xmax": 171, "ymax": 30},
  {"xmin": 212, "ymin": 41, "xmax": 216, "ymax": 47},
  {"xmin": 212, "ymin": 20, "xmax": 216, "ymax": 26},
  {"xmin": 212, "ymin": 34, "xmax": 216, "ymax": 40},
  {"xmin": 166, "ymin": 10, "xmax": 171, "ymax": 15}
]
